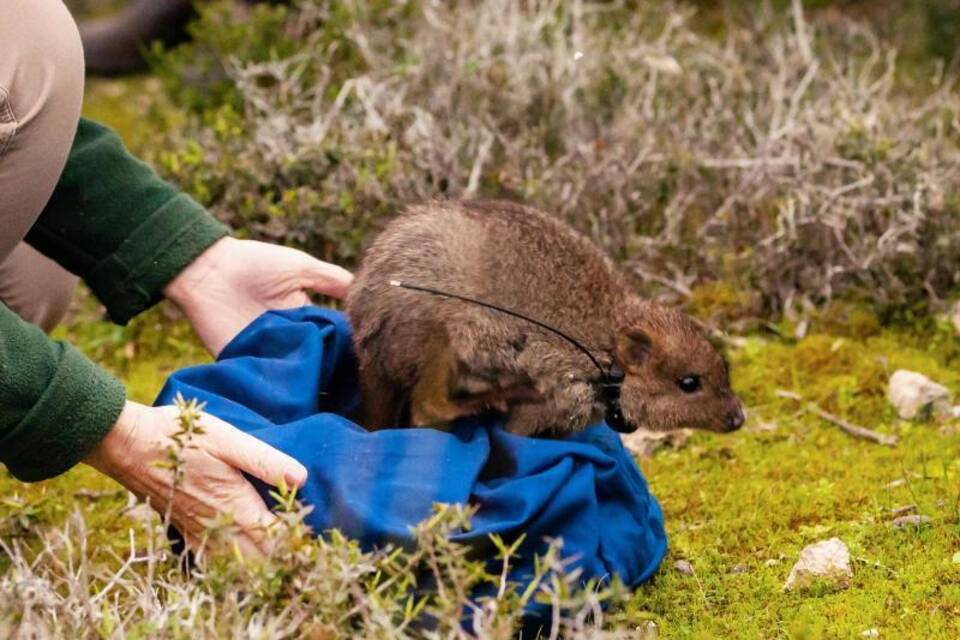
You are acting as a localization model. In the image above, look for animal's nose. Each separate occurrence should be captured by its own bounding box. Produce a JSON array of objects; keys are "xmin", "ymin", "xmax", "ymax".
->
[{"xmin": 726, "ymin": 406, "xmax": 745, "ymax": 431}]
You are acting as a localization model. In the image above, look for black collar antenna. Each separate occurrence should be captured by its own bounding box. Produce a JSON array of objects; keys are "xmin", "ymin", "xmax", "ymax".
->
[{"xmin": 389, "ymin": 281, "xmax": 631, "ymax": 433}]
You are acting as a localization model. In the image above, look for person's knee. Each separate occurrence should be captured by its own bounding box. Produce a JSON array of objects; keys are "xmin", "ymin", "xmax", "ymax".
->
[
  {"xmin": 0, "ymin": 1, "xmax": 85, "ymax": 259},
  {"xmin": 0, "ymin": 0, "xmax": 84, "ymax": 128}
]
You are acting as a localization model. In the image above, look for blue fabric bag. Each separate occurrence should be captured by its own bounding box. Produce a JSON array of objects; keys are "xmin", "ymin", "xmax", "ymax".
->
[{"xmin": 155, "ymin": 307, "xmax": 667, "ymax": 618}]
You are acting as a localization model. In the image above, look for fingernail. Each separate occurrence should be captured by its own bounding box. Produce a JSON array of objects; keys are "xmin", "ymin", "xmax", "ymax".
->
[{"xmin": 288, "ymin": 463, "xmax": 308, "ymax": 487}]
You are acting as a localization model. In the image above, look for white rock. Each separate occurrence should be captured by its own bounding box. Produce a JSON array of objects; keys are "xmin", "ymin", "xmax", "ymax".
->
[
  {"xmin": 783, "ymin": 538, "xmax": 852, "ymax": 591},
  {"xmin": 674, "ymin": 559, "xmax": 695, "ymax": 576},
  {"xmin": 861, "ymin": 629, "xmax": 879, "ymax": 638},
  {"xmin": 887, "ymin": 370, "xmax": 952, "ymax": 421}
]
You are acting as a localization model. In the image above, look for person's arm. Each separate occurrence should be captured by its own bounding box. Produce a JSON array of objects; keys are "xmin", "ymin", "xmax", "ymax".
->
[
  {"xmin": 0, "ymin": 299, "xmax": 308, "ymax": 555},
  {"xmin": 8, "ymin": 117, "xmax": 344, "ymax": 556},
  {"xmin": 0, "ymin": 114, "xmax": 216, "ymax": 479},
  {"xmin": 0, "ymin": 302, "xmax": 125, "ymax": 481},
  {"xmin": 26, "ymin": 118, "xmax": 228, "ymax": 325}
]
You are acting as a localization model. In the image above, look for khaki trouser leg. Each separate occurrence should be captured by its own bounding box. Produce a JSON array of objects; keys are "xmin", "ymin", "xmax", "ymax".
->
[
  {"xmin": 0, "ymin": 244, "xmax": 78, "ymax": 332},
  {"xmin": 0, "ymin": 0, "xmax": 85, "ymax": 331}
]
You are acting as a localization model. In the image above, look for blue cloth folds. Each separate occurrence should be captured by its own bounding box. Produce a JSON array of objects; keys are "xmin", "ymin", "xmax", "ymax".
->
[{"xmin": 155, "ymin": 307, "xmax": 667, "ymax": 609}]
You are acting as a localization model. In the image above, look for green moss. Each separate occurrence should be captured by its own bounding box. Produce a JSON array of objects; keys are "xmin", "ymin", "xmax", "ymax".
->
[
  {"xmin": 813, "ymin": 302, "xmax": 884, "ymax": 339},
  {"xmin": 628, "ymin": 307, "xmax": 960, "ymax": 637},
  {"xmin": 7, "ymin": 292, "xmax": 960, "ymax": 636},
  {"xmin": 687, "ymin": 281, "xmax": 759, "ymax": 325}
]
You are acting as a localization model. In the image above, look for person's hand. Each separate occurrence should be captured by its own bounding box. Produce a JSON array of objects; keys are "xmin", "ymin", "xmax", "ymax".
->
[
  {"xmin": 84, "ymin": 401, "xmax": 308, "ymax": 557},
  {"xmin": 164, "ymin": 237, "xmax": 353, "ymax": 356}
]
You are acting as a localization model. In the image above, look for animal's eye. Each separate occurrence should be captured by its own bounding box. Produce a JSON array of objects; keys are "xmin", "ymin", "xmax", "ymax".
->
[{"xmin": 677, "ymin": 375, "xmax": 702, "ymax": 393}]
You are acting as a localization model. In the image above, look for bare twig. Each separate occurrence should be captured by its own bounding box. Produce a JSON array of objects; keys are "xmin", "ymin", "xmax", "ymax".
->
[
  {"xmin": 776, "ymin": 390, "xmax": 898, "ymax": 447},
  {"xmin": 464, "ymin": 128, "xmax": 495, "ymax": 196},
  {"xmin": 627, "ymin": 263, "xmax": 693, "ymax": 298},
  {"xmin": 791, "ymin": 0, "xmax": 813, "ymax": 65}
]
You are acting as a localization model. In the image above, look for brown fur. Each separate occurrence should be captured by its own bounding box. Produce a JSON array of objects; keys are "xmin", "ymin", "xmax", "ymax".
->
[{"xmin": 346, "ymin": 200, "xmax": 744, "ymax": 436}]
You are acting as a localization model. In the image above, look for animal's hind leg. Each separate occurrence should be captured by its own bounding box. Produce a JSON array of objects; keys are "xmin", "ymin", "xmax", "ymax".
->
[
  {"xmin": 439, "ymin": 320, "xmax": 543, "ymax": 418},
  {"xmin": 357, "ymin": 364, "xmax": 407, "ymax": 429},
  {"xmin": 409, "ymin": 340, "xmax": 464, "ymax": 426}
]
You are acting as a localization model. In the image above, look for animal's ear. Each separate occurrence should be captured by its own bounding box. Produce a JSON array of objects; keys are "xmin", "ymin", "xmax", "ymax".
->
[{"xmin": 616, "ymin": 327, "xmax": 653, "ymax": 365}]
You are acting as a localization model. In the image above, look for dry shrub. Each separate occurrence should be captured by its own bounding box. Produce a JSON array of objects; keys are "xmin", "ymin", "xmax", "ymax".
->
[
  {"xmin": 0, "ymin": 503, "xmax": 633, "ymax": 639},
  {"xmin": 0, "ymin": 398, "xmax": 630, "ymax": 639},
  {"xmin": 150, "ymin": 0, "xmax": 960, "ymax": 317}
]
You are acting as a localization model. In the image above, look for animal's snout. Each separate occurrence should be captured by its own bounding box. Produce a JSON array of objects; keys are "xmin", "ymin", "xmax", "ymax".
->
[{"xmin": 725, "ymin": 404, "xmax": 745, "ymax": 431}]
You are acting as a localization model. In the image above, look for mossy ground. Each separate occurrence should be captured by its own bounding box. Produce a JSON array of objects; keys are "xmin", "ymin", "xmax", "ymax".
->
[{"xmin": 4, "ymin": 76, "xmax": 960, "ymax": 639}]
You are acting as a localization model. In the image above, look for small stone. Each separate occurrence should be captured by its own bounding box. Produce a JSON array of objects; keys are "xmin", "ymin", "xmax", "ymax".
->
[
  {"xmin": 889, "ymin": 504, "xmax": 918, "ymax": 517},
  {"xmin": 784, "ymin": 538, "xmax": 852, "ymax": 591},
  {"xmin": 861, "ymin": 629, "xmax": 879, "ymax": 638},
  {"xmin": 887, "ymin": 370, "xmax": 952, "ymax": 421},
  {"xmin": 730, "ymin": 563, "xmax": 749, "ymax": 574},
  {"xmin": 890, "ymin": 514, "xmax": 931, "ymax": 529},
  {"xmin": 764, "ymin": 558, "xmax": 780, "ymax": 567},
  {"xmin": 674, "ymin": 559, "xmax": 695, "ymax": 576}
]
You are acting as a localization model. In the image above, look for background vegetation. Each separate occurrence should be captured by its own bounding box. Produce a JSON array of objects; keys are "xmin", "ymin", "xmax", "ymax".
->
[
  {"xmin": 139, "ymin": 0, "xmax": 960, "ymax": 320},
  {"xmin": 4, "ymin": 0, "xmax": 960, "ymax": 637}
]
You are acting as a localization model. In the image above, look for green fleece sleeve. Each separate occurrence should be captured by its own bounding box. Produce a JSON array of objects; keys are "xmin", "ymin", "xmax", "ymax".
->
[
  {"xmin": 26, "ymin": 118, "xmax": 228, "ymax": 325},
  {"xmin": 0, "ymin": 302, "xmax": 126, "ymax": 481}
]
